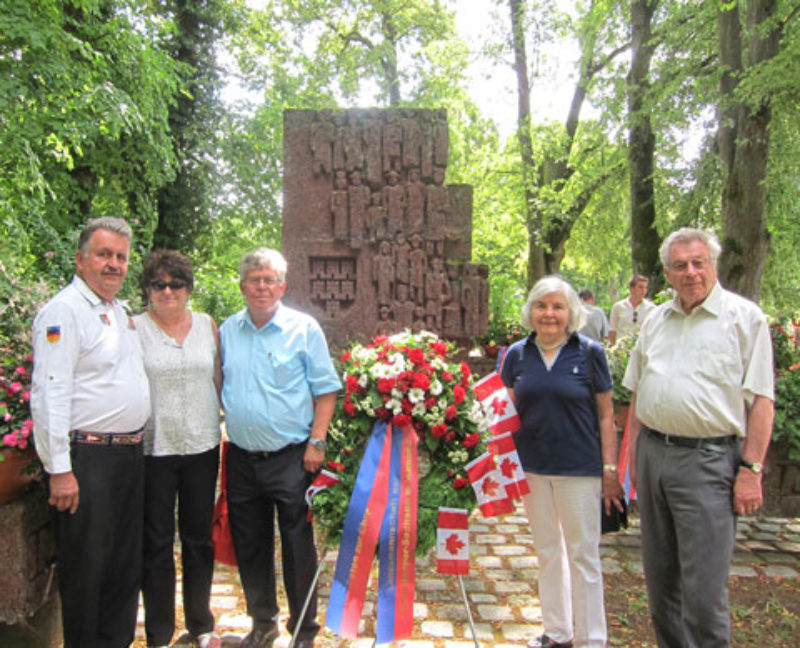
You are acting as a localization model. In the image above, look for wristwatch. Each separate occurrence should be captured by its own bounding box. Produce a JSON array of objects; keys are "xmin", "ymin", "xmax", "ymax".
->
[
  {"xmin": 308, "ymin": 438, "xmax": 327, "ymax": 452},
  {"xmin": 740, "ymin": 459, "xmax": 763, "ymax": 474},
  {"xmin": 603, "ymin": 463, "xmax": 618, "ymax": 472}
]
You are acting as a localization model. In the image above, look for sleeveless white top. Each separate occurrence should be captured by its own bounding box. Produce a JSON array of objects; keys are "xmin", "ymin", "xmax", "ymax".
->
[{"xmin": 134, "ymin": 310, "xmax": 221, "ymax": 456}]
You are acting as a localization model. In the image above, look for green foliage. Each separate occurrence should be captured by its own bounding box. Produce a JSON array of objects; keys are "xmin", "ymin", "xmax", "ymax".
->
[
  {"xmin": 606, "ymin": 334, "xmax": 637, "ymax": 404},
  {"xmin": 771, "ymin": 320, "xmax": 800, "ymax": 459}
]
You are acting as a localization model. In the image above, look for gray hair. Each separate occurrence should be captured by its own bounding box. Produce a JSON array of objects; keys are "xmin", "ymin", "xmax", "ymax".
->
[
  {"xmin": 238, "ymin": 247, "xmax": 288, "ymax": 282},
  {"xmin": 78, "ymin": 217, "xmax": 132, "ymax": 254},
  {"xmin": 520, "ymin": 276, "xmax": 586, "ymax": 334},
  {"xmin": 659, "ymin": 227, "xmax": 722, "ymax": 268}
]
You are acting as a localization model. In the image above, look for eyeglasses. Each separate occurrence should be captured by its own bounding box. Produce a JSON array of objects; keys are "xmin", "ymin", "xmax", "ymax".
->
[
  {"xmin": 150, "ymin": 279, "xmax": 188, "ymax": 291},
  {"xmin": 633, "ymin": 311, "xmax": 638, "ymax": 323},
  {"xmin": 246, "ymin": 276, "xmax": 283, "ymax": 287}
]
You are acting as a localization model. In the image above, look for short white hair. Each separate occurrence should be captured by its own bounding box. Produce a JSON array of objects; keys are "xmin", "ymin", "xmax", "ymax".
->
[
  {"xmin": 659, "ymin": 228, "xmax": 722, "ymax": 268},
  {"xmin": 520, "ymin": 276, "xmax": 586, "ymax": 333},
  {"xmin": 239, "ymin": 248, "xmax": 287, "ymax": 282}
]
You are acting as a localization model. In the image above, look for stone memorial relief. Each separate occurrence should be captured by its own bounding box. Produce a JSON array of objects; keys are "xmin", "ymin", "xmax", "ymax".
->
[{"xmin": 282, "ymin": 109, "xmax": 489, "ymax": 346}]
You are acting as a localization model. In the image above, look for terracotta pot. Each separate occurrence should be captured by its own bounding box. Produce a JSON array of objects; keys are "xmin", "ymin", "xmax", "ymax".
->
[
  {"xmin": 0, "ymin": 447, "xmax": 38, "ymax": 504},
  {"xmin": 482, "ymin": 343, "xmax": 500, "ymax": 358}
]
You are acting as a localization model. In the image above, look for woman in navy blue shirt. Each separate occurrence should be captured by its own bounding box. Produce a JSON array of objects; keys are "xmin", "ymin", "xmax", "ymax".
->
[{"xmin": 501, "ymin": 276, "xmax": 624, "ymax": 648}]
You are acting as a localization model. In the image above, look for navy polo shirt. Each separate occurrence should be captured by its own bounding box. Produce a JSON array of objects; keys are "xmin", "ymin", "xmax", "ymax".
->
[{"xmin": 500, "ymin": 333, "xmax": 612, "ymax": 476}]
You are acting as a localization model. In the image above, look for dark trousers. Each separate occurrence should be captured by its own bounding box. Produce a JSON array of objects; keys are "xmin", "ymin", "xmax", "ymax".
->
[
  {"xmin": 55, "ymin": 442, "xmax": 144, "ymax": 648},
  {"xmin": 226, "ymin": 442, "xmax": 319, "ymax": 640},
  {"xmin": 142, "ymin": 446, "xmax": 220, "ymax": 646},
  {"xmin": 636, "ymin": 429, "xmax": 738, "ymax": 648}
]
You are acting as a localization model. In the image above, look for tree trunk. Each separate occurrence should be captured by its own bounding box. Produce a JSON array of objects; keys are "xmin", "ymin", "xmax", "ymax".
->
[
  {"xmin": 381, "ymin": 11, "xmax": 402, "ymax": 107},
  {"xmin": 717, "ymin": 0, "xmax": 778, "ymax": 300},
  {"xmin": 509, "ymin": 0, "xmax": 546, "ymax": 288},
  {"xmin": 627, "ymin": 0, "xmax": 662, "ymax": 291}
]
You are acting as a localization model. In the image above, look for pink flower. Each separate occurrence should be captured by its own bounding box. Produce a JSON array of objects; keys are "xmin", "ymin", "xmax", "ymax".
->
[
  {"xmin": 7, "ymin": 382, "xmax": 22, "ymax": 396},
  {"xmin": 14, "ymin": 366, "xmax": 27, "ymax": 376},
  {"xmin": 20, "ymin": 391, "xmax": 30, "ymax": 403}
]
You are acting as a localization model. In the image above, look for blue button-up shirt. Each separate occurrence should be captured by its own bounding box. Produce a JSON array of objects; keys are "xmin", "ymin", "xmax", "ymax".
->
[{"xmin": 220, "ymin": 304, "xmax": 342, "ymax": 451}]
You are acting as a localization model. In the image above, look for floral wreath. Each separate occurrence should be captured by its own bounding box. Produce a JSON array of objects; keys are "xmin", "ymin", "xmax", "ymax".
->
[{"xmin": 312, "ymin": 331, "xmax": 491, "ymax": 554}]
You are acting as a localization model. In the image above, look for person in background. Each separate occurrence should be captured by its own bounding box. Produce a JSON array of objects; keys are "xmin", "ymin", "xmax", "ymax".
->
[
  {"xmin": 220, "ymin": 248, "xmax": 341, "ymax": 648},
  {"xmin": 608, "ymin": 275, "xmax": 655, "ymax": 345},
  {"xmin": 501, "ymin": 276, "xmax": 625, "ymax": 648},
  {"xmin": 578, "ymin": 289, "xmax": 610, "ymax": 343},
  {"xmin": 134, "ymin": 250, "xmax": 222, "ymax": 648},
  {"xmin": 31, "ymin": 217, "xmax": 151, "ymax": 647},
  {"xmin": 623, "ymin": 228, "xmax": 774, "ymax": 647}
]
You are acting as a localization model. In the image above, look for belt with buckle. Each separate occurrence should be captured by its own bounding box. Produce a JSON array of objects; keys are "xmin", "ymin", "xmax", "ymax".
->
[
  {"xmin": 234, "ymin": 441, "xmax": 302, "ymax": 461},
  {"xmin": 70, "ymin": 429, "xmax": 144, "ymax": 446},
  {"xmin": 645, "ymin": 427, "xmax": 735, "ymax": 449}
]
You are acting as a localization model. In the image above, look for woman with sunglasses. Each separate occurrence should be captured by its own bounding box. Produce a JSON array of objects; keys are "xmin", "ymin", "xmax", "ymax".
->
[{"xmin": 134, "ymin": 250, "xmax": 222, "ymax": 648}]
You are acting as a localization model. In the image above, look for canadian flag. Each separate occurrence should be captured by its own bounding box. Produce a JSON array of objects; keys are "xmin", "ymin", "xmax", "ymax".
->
[
  {"xmin": 436, "ymin": 507, "xmax": 470, "ymax": 575},
  {"xmin": 465, "ymin": 451, "xmax": 513, "ymax": 517},
  {"xmin": 487, "ymin": 432, "xmax": 530, "ymax": 501},
  {"xmin": 471, "ymin": 372, "xmax": 521, "ymax": 436},
  {"xmin": 304, "ymin": 469, "xmax": 341, "ymax": 519}
]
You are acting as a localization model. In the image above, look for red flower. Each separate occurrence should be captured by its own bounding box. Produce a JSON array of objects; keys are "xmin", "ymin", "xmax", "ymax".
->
[
  {"xmin": 424, "ymin": 396, "xmax": 437, "ymax": 409},
  {"xmin": 401, "ymin": 398, "xmax": 414, "ymax": 414},
  {"xmin": 373, "ymin": 335, "xmax": 390, "ymax": 345},
  {"xmin": 453, "ymin": 476, "xmax": 468, "ymax": 490},
  {"xmin": 429, "ymin": 341, "xmax": 448, "ymax": 357},
  {"xmin": 445, "ymin": 431, "xmax": 455, "ymax": 441},
  {"xmin": 327, "ymin": 460, "xmax": 345, "ymax": 472},
  {"xmin": 14, "ymin": 366, "xmax": 26, "ymax": 376},
  {"xmin": 377, "ymin": 377, "xmax": 395, "ymax": 394},
  {"xmin": 343, "ymin": 398, "xmax": 356, "ymax": 417},
  {"xmin": 462, "ymin": 433, "xmax": 481, "ymax": 449},
  {"xmin": 340, "ymin": 351, "xmax": 352, "ymax": 362},
  {"xmin": 431, "ymin": 423, "xmax": 448, "ymax": 438},
  {"xmin": 408, "ymin": 347, "xmax": 426, "ymax": 366},
  {"xmin": 346, "ymin": 375, "xmax": 361, "ymax": 394},
  {"xmin": 412, "ymin": 372, "xmax": 431, "ymax": 390},
  {"xmin": 375, "ymin": 407, "xmax": 391, "ymax": 421},
  {"xmin": 460, "ymin": 362, "xmax": 472, "ymax": 381},
  {"xmin": 393, "ymin": 414, "xmax": 412, "ymax": 427},
  {"xmin": 453, "ymin": 384, "xmax": 466, "ymax": 404},
  {"xmin": 20, "ymin": 391, "xmax": 30, "ymax": 403},
  {"xmin": 445, "ymin": 405, "xmax": 458, "ymax": 421},
  {"xmin": 442, "ymin": 371, "xmax": 454, "ymax": 382}
]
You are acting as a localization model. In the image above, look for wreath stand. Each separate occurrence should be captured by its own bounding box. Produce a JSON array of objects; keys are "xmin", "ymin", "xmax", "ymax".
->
[{"xmin": 288, "ymin": 549, "xmax": 481, "ymax": 648}]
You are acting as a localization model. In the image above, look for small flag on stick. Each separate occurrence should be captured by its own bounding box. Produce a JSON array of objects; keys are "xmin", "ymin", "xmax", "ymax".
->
[{"xmin": 436, "ymin": 507, "xmax": 470, "ymax": 575}]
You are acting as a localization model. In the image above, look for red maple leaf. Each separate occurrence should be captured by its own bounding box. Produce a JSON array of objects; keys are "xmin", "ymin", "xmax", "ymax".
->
[
  {"xmin": 481, "ymin": 476, "xmax": 499, "ymax": 497},
  {"xmin": 445, "ymin": 533, "xmax": 465, "ymax": 555},
  {"xmin": 490, "ymin": 397, "xmax": 508, "ymax": 415},
  {"xmin": 500, "ymin": 456, "xmax": 517, "ymax": 479}
]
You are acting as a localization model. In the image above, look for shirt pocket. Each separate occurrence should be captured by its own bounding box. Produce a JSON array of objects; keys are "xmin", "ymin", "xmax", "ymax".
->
[{"xmin": 269, "ymin": 351, "xmax": 302, "ymax": 387}]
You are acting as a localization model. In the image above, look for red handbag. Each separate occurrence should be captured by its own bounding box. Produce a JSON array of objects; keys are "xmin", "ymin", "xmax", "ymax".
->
[{"xmin": 211, "ymin": 441, "xmax": 238, "ymax": 565}]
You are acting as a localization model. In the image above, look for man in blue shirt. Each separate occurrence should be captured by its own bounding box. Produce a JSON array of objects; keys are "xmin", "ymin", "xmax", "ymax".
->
[{"xmin": 220, "ymin": 248, "xmax": 341, "ymax": 648}]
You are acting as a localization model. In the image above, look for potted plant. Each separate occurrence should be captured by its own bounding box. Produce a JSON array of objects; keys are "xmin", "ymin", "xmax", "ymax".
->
[
  {"xmin": 479, "ymin": 317, "xmax": 525, "ymax": 358},
  {"xmin": 0, "ymin": 350, "xmax": 40, "ymax": 503}
]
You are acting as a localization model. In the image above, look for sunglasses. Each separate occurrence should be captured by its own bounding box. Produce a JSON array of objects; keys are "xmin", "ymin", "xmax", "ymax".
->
[{"xmin": 150, "ymin": 279, "xmax": 188, "ymax": 291}]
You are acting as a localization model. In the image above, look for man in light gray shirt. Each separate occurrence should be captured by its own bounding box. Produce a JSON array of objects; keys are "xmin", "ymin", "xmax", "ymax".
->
[{"xmin": 578, "ymin": 289, "xmax": 609, "ymax": 342}]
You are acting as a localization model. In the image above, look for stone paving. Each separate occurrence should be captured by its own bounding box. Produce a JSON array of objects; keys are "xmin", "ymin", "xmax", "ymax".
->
[{"xmin": 133, "ymin": 505, "xmax": 800, "ymax": 647}]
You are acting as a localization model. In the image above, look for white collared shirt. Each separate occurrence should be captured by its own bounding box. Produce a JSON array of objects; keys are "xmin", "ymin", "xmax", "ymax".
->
[
  {"xmin": 609, "ymin": 297, "xmax": 656, "ymax": 340},
  {"xmin": 623, "ymin": 281, "xmax": 774, "ymax": 438},
  {"xmin": 31, "ymin": 276, "xmax": 150, "ymax": 473}
]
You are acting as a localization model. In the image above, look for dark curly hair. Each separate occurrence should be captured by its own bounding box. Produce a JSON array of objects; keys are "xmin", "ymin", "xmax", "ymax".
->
[{"xmin": 141, "ymin": 249, "xmax": 194, "ymax": 292}]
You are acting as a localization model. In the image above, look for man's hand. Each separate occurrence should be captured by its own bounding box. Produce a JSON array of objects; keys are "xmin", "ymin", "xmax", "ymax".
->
[
  {"xmin": 734, "ymin": 469, "xmax": 763, "ymax": 516},
  {"xmin": 303, "ymin": 443, "xmax": 325, "ymax": 474},
  {"xmin": 49, "ymin": 471, "xmax": 80, "ymax": 514}
]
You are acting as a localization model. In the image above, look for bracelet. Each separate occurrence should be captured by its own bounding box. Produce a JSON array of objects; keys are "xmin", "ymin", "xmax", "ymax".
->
[{"xmin": 603, "ymin": 463, "xmax": 618, "ymax": 472}]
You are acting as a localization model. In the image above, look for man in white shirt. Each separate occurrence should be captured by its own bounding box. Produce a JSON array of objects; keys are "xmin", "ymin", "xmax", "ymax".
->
[
  {"xmin": 623, "ymin": 228, "xmax": 774, "ymax": 648},
  {"xmin": 31, "ymin": 217, "xmax": 150, "ymax": 647},
  {"xmin": 608, "ymin": 275, "xmax": 655, "ymax": 344}
]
